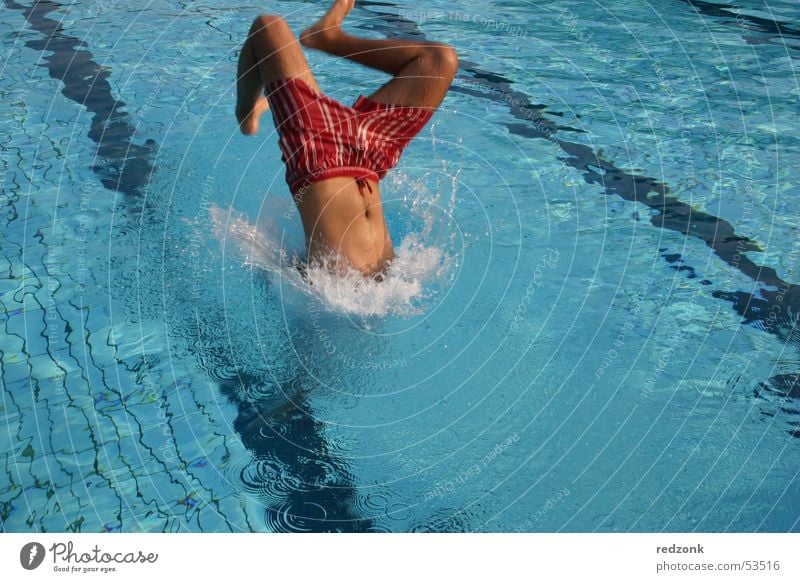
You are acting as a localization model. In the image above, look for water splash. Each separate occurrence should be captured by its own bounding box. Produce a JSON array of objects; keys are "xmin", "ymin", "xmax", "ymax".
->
[{"xmin": 209, "ymin": 171, "xmax": 459, "ymax": 317}]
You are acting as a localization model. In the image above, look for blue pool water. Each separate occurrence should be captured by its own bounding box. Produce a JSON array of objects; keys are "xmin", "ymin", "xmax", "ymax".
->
[{"xmin": 1, "ymin": 0, "xmax": 799, "ymax": 532}]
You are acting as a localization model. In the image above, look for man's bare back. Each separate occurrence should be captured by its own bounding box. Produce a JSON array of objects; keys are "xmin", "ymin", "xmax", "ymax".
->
[{"xmin": 234, "ymin": 0, "xmax": 457, "ymax": 278}]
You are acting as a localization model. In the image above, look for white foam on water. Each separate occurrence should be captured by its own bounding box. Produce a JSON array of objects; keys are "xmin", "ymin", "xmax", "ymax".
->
[{"xmin": 209, "ymin": 170, "xmax": 459, "ymax": 317}]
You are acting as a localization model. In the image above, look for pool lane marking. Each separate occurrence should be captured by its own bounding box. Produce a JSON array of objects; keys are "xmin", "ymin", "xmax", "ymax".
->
[
  {"xmin": 360, "ymin": 2, "xmax": 800, "ymax": 346},
  {"xmin": 681, "ymin": 0, "xmax": 800, "ymax": 50},
  {"xmin": 4, "ymin": 0, "xmax": 158, "ymax": 205}
]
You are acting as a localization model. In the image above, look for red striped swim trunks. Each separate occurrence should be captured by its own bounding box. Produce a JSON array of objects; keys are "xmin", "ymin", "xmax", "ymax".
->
[{"xmin": 265, "ymin": 77, "xmax": 434, "ymax": 197}]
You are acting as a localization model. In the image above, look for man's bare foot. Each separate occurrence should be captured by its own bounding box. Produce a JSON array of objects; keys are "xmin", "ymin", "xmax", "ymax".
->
[
  {"xmin": 299, "ymin": 0, "xmax": 355, "ymax": 50},
  {"xmin": 236, "ymin": 95, "xmax": 269, "ymax": 135}
]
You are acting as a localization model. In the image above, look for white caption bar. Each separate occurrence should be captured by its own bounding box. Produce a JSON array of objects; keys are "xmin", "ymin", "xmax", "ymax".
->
[{"xmin": 0, "ymin": 533, "xmax": 794, "ymax": 581}]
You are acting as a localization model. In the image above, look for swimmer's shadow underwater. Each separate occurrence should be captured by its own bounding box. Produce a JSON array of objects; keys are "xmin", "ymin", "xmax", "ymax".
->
[
  {"xmin": 217, "ymin": 368, "xmax": 484, "ymax": 531},
  {"xmin": 215, "ymin": 365, "xmax": 375, "ymax": 532}
]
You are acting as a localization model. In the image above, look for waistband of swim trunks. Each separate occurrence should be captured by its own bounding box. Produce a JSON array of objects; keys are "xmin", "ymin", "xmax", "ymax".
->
[
  {"xmin": 289, "ymin": 166, "xmax": 380, "ymax": 195},
  {"xmin": 351, "ymin": 93, "xmax": 436, "ymax": 117}
]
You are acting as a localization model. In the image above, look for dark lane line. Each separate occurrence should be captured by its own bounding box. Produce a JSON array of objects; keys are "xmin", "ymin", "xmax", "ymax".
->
[
  {"xmin": 214, "ymin": 369, "xmax": 375, "ymax": 532},
  {"xmin": 5, "ymin": 0, "xmax": 157, "ymax": 203},
  {"xmin": 681, "ymin": 0, "xmax": 800, "ymax": 50},
  {"xmin": 358, "ymin": 1, "xmax": 791, "ymax": 293},
  {"xmin": 6, "ymin": 0, "xmax": 372, "ymax": 531},
  {"xmin": 355, "ymin": 1, "xmax": 800, "ymax": 435}
]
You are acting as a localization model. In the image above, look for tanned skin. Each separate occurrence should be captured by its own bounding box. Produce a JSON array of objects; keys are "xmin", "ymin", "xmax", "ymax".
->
[{"xmin": 235, "ymin": 0, "xmax": 457, "ymax": 276}]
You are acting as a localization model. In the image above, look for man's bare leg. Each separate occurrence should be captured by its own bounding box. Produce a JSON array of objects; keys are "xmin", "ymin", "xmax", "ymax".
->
[
  {"xmin": 235, "ymin": 30, "xmax": 270, "ymax": 135},
  {"xmin": 235, "ymin": 14, "xmax": 322, "ymax": 135},
  {"xmin": 299, "ymin": 0, "xmax": 458, "ymax": 109}
]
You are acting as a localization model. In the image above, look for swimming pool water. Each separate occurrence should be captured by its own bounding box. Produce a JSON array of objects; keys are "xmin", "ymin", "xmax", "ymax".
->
[{"xmin": 1, "ymin": 0, "xmax": 799, "ymax": 532}]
